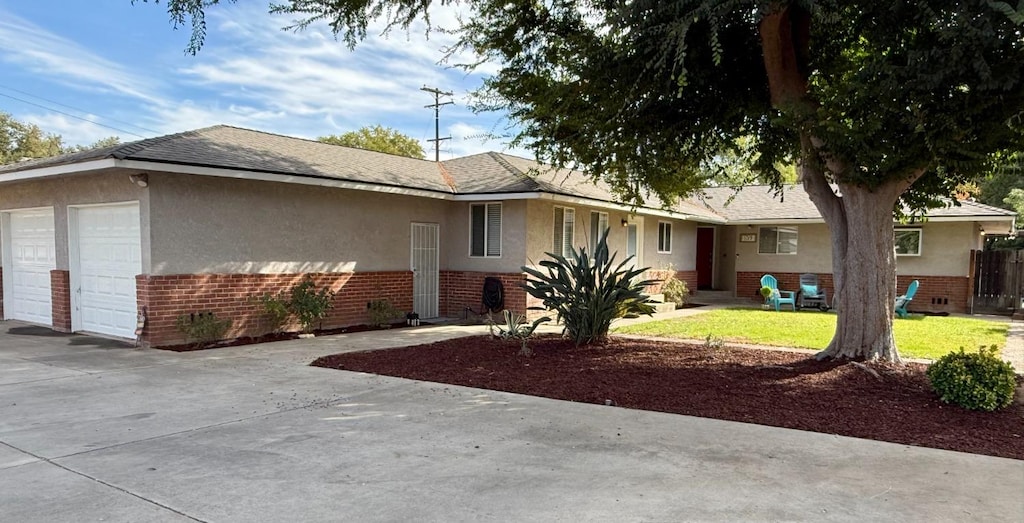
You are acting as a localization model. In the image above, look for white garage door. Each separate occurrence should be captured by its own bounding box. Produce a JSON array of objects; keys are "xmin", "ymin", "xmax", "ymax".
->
[
  {"xmin": 73, "ymin": 204, "xmax": 141, "ymax": 339},
  {"xmin": 3, "ymin": 209, "xmax": 56, "ymax": 325}
]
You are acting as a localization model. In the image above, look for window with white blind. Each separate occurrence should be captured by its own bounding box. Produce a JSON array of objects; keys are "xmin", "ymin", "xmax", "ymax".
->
[
  {"xmin": 470, "ymin": 203, "xmax": 501, "ymax": 257},
  {"xmin": 553, "ymin": 206, "xmax": 576, "ymax": 257},
  {"xmin": 590, "ymin": 211, "xmax": 609, "ymax": 248}
]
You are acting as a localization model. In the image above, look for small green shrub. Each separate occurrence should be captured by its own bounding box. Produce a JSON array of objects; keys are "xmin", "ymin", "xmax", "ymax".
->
[
  {"xmin": 489, "ymin": 309, "xmax": 552, "ymax": 355},
  {"xmin": 926, "ymin": 346, "xmax": 1017, "ymax": 412},
  {"xmin": 661, "ymin": 268, "xmax": 690, "ymax": 308},
  {"xmin": 175, "ymin": 312, "xmax": 232, "ymax": 348},
  {"xmin": 759, "ymin": 286, "xmax": 773, "ymax": 299},
  {"xmin": 290, "ymin": 276, "xmax": 336, "ymax": 333},
  {"xmin": 367, "ymin": 299, "xmax": 402, "ymax": 328},
  {"xmin": 253, "ymin": 292, "xmax": 291, "ymax": 334},
  {"xmin": 522, "ymin": 228, "xmax": 656, "ymax": 346}
]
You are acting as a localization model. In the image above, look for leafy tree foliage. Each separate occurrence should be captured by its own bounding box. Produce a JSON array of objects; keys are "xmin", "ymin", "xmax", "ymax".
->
[
  {"xmin": 1, "ymin": 112, "xmax": 120, "ymax": 165},
  {"xmin": 1, "ymin": 112, "xmax": 64, "ymax": 164},
  {"xmin": 144, "ymin": 1, "xmax": 1024, "ymax": 362},
  {"xmin": 318, "ymin": 125, "xmax": 425, "ymax": 159}
]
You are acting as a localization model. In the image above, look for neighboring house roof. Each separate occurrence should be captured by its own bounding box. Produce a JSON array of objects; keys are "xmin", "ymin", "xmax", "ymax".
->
[{"xmin": 699, "ymin": 185, "xmax": 1016, "ymax": 223}]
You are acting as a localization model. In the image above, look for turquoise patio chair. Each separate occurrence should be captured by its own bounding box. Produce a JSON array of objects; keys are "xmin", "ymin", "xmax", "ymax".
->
[
  {"xmin": 760, "ymin": 274, "xmax": 796, "ymax": 312},
  {"xmin": 895, "ymin": 280, "xmax": 919, "ymax": 318}
]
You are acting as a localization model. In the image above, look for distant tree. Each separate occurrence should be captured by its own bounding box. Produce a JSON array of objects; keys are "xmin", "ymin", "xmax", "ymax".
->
[
  {"xmin": 1, "ymin": 112, "xmax": 64, "ymax": 164},
  {"xmin": 977, "ymin": 151, "xmax": 1024, "ymax": 212},
  {"xmin": 1, "ymin": 112, "xmax": 121, "ymax": 164},
  {"xmin": 318, "ymin": 125, "xmax": 425, "ymax": 159}
]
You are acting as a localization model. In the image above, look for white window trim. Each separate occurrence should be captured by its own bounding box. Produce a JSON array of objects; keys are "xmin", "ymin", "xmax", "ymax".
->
[
  {"xmin": 468, "ymin": 202, "xmax": 502, "ymax": 258},
  {"xmin": 657, "ymin": 221, "xmax": 672, "ymax": 254},
  {"xmin": 757, "ymin": 226, "xmax": 799, "ymax": 255},
  {"xmin": 894, "ymin": 227, "xmax": 923, "ymax": 257},
  {"xmin": 554, "ymin": 206, "xmax": 576, "ymax": 257}
]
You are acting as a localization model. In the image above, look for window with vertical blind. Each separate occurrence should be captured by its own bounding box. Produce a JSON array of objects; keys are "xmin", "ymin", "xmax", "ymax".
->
[
  {"xmin": 469, "ymin": 203, "xmax": 501, "ymax": 257},
  {"xmin": 553, "ymin": 206, "xmax": 576, "ymax": 257},
  {"xmin": 658, "ymin": 221, "xmax": 672, "ymax": 253},
  {"xmin": 590, "ymin": 211, "xmax": 609, "ymax": 248}
]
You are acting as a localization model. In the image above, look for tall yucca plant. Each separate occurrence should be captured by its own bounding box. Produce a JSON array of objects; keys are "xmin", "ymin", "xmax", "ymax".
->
[{"xmin": 522, "ymin": 228, "xmax": 657, "ymax": 346}]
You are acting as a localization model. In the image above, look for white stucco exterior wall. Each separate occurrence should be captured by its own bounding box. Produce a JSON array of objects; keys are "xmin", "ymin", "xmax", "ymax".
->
[
  {"xmin": 147, "ymin": 173, "xmax": 451, "ymax": 275},
  {"xmin": 445, "ymin": 199, "xmax": 528, "ymax": 273},
  {"xmin": 731, "ymin": 221, "xmax": 980, "ymax": 277}
]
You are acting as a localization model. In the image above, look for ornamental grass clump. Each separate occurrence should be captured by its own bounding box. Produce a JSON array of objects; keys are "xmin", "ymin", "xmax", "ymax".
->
[
  {"xmin": 522, "ymin": 228, "xmax": 656, "ymax": 346},
  {"xmin": 926, "ymin": 346, "xmax": 1017, "ymax": 412}
]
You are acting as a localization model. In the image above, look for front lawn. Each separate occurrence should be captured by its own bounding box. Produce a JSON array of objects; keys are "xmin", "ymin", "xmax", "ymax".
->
[{"xmin": 614, "ymin": 309, "xmax": 1009, "ymax": 360}]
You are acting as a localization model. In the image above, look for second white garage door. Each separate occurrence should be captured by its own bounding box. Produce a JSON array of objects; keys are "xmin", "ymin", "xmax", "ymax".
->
[
  {"xmin": 72, "ymin": 203, "xmax": 142, "ymax": 339},
  {"xmin": 3, "ymin": 208, "xmax": 56, "ymax": 325}
]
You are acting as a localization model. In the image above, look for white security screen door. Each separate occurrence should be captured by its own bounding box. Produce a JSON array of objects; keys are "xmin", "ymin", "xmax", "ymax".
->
[
  {"xmin": 72, "ymin": 203, "xmax": 142, "ymax": 338},
  {"xmin": 625, "ymin": 217, "xmax": 644, "ymax": 268},
  {"xmin": 2, "ymin": 208, "xmax": 56, "ymax": 325},
  {"xmin": 411, "ymin": 223, "xmax": 439, "ymax": 319}
]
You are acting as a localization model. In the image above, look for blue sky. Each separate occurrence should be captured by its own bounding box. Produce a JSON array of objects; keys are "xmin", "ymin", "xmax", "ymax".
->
[{"xmin": 0, "ymin": 0, "xmax": 523, "ymax": 159}]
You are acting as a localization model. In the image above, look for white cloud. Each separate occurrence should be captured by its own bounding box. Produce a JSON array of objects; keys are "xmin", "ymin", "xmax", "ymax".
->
[
  {"xmin": 0, "ymin": 10, "xmax": 162, "ymax": 105},
  {"xmin": 0, "ymin": 2, "xmax": 520, "ymax": 154}
]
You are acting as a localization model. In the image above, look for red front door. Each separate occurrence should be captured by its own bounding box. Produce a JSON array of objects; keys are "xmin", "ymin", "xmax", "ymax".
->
[{"xmin": 696, "ymin": 227, "xmax": 715, "ymax": 290}]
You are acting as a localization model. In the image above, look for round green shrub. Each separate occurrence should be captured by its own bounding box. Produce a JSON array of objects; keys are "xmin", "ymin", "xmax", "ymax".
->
[
  {"xmin": 759, "ymin": 286, "xmax": 773, "ymax": 298},
  {"xmin": 926, "ymin": 347, "xmax": 1017, "ymax": 412}
]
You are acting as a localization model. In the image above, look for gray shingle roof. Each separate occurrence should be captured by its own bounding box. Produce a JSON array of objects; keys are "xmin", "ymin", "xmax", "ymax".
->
[
  {"xmin": 699, "ymin": 185, "xmax": 1016, "ymax": 221},
  {"xmin": 0, "ymin": 125, "xmax": 455, "ymax": 194}
]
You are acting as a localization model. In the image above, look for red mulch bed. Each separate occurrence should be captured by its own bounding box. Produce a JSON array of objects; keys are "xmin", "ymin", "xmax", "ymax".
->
[{"xmin": 312, "ymin": 335, "xmax": 1024, "ymax": 460}]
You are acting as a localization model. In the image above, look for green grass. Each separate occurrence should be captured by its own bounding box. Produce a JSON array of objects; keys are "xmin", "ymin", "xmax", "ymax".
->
[{"xmin": 614, "ymin": 308, "xmax": 1009, "ymax": 360}]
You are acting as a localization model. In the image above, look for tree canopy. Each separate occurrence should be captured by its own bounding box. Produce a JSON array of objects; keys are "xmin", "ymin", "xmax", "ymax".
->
[
  {"xmin": 1, "ymin": 112, "xmax": 120, "ymax": 165},
  {"xmin": 144, "ymin": 0, "xmax": 1024, "ymax": 362},
  {"xmin": 318, "ymin": 125, "xmax": 426, "ymax": 159}
]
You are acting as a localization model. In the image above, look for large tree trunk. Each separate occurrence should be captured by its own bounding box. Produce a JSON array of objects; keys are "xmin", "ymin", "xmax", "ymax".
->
[
  {"xmin": 761, "ymin": 7, "xmax": 923, "ymax": 362},
  {"xmin": 814, "ymin": 179, "xmax": 901, "ymax": 362}
]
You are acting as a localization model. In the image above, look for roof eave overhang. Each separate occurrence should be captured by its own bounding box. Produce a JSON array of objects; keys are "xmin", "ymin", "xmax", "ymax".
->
[
  {"xmin": 0, "ymin": 159, "xmax": 118, "ymax": 182},
  {"xmin": 453, "ymin": 191, "xmax": 727, "ymax": 224}
]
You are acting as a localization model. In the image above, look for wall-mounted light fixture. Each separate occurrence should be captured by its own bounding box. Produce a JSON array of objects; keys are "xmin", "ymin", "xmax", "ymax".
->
[
  {"xmin": 621, "ymin": 218, "xmax": 629, "ymax": 227},
  {"xmin": 128, "ymin": 173, "xmax": 149, "ymax": 187}
]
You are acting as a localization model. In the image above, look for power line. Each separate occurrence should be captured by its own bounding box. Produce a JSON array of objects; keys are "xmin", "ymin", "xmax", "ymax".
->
[
  {"xmin": 0, "ymin": 84, "xmax": 162, "ymax": 136},
  {"xmin": 0, "ymin": 91, "xmax": 150, "ymax": 139}
]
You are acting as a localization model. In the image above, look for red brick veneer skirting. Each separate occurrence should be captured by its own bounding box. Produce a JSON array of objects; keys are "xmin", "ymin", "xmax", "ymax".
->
[
  {"xmin": 439, "ymin": 271, "xmax": 530, "ymax": 318},
  {"xmin": 50, "ymin": 270, "xmax": 72, "ymax": 332},
  {"xmin": 137, "ymin": 271, "xmax": 413, "ymax": 347},
  {"xmin": 736, "ymin": 271, "xmax": 969, "ymax": 313}
]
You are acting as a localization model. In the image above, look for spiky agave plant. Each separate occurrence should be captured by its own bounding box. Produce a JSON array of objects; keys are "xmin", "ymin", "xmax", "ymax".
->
[{"xmin": 522, "ymin": 228, "xmax": 657, "ymax": 346}]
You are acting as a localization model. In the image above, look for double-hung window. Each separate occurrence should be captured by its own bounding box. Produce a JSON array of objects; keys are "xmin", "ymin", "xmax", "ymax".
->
[
  {"xmin": 590, "ymin": 211, "xmax": 609, "ymax": 248},
  {"xmin": 553, "ymin": 206, "xmax": 576, "ymax": 257},
  {"xmin": 658, "ymin": 221, "xmax": 672, "ymax": 253},
  {"xmin": 470, "ymin": 203, "xmax": 501, "ymax": 257},
  {"xmin": 758, "ymin": 226, "xmax": 798, "ymax": 254}
]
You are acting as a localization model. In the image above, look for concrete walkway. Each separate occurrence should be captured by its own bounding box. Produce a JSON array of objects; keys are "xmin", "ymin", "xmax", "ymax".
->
[{"xmin": 0, "ymin": 321, "xmax": 1021, "ymax": 522}]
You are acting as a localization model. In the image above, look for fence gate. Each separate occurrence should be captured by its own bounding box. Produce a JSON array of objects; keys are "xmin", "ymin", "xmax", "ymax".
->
[{"xmin": 972, "ymin": 249, "xmax": 1024, "ymax": 315}]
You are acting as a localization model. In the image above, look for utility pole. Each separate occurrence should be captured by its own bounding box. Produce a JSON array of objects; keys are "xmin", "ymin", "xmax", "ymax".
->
[{"xmin": 421, "ymin": 86, "xmax": 453, "ymax": 162}]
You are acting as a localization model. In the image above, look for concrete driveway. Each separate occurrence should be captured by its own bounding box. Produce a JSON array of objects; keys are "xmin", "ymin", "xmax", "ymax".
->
[{"xmin": 1, "ymin": 322, "xmax": 1021, "ymax": 522}]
